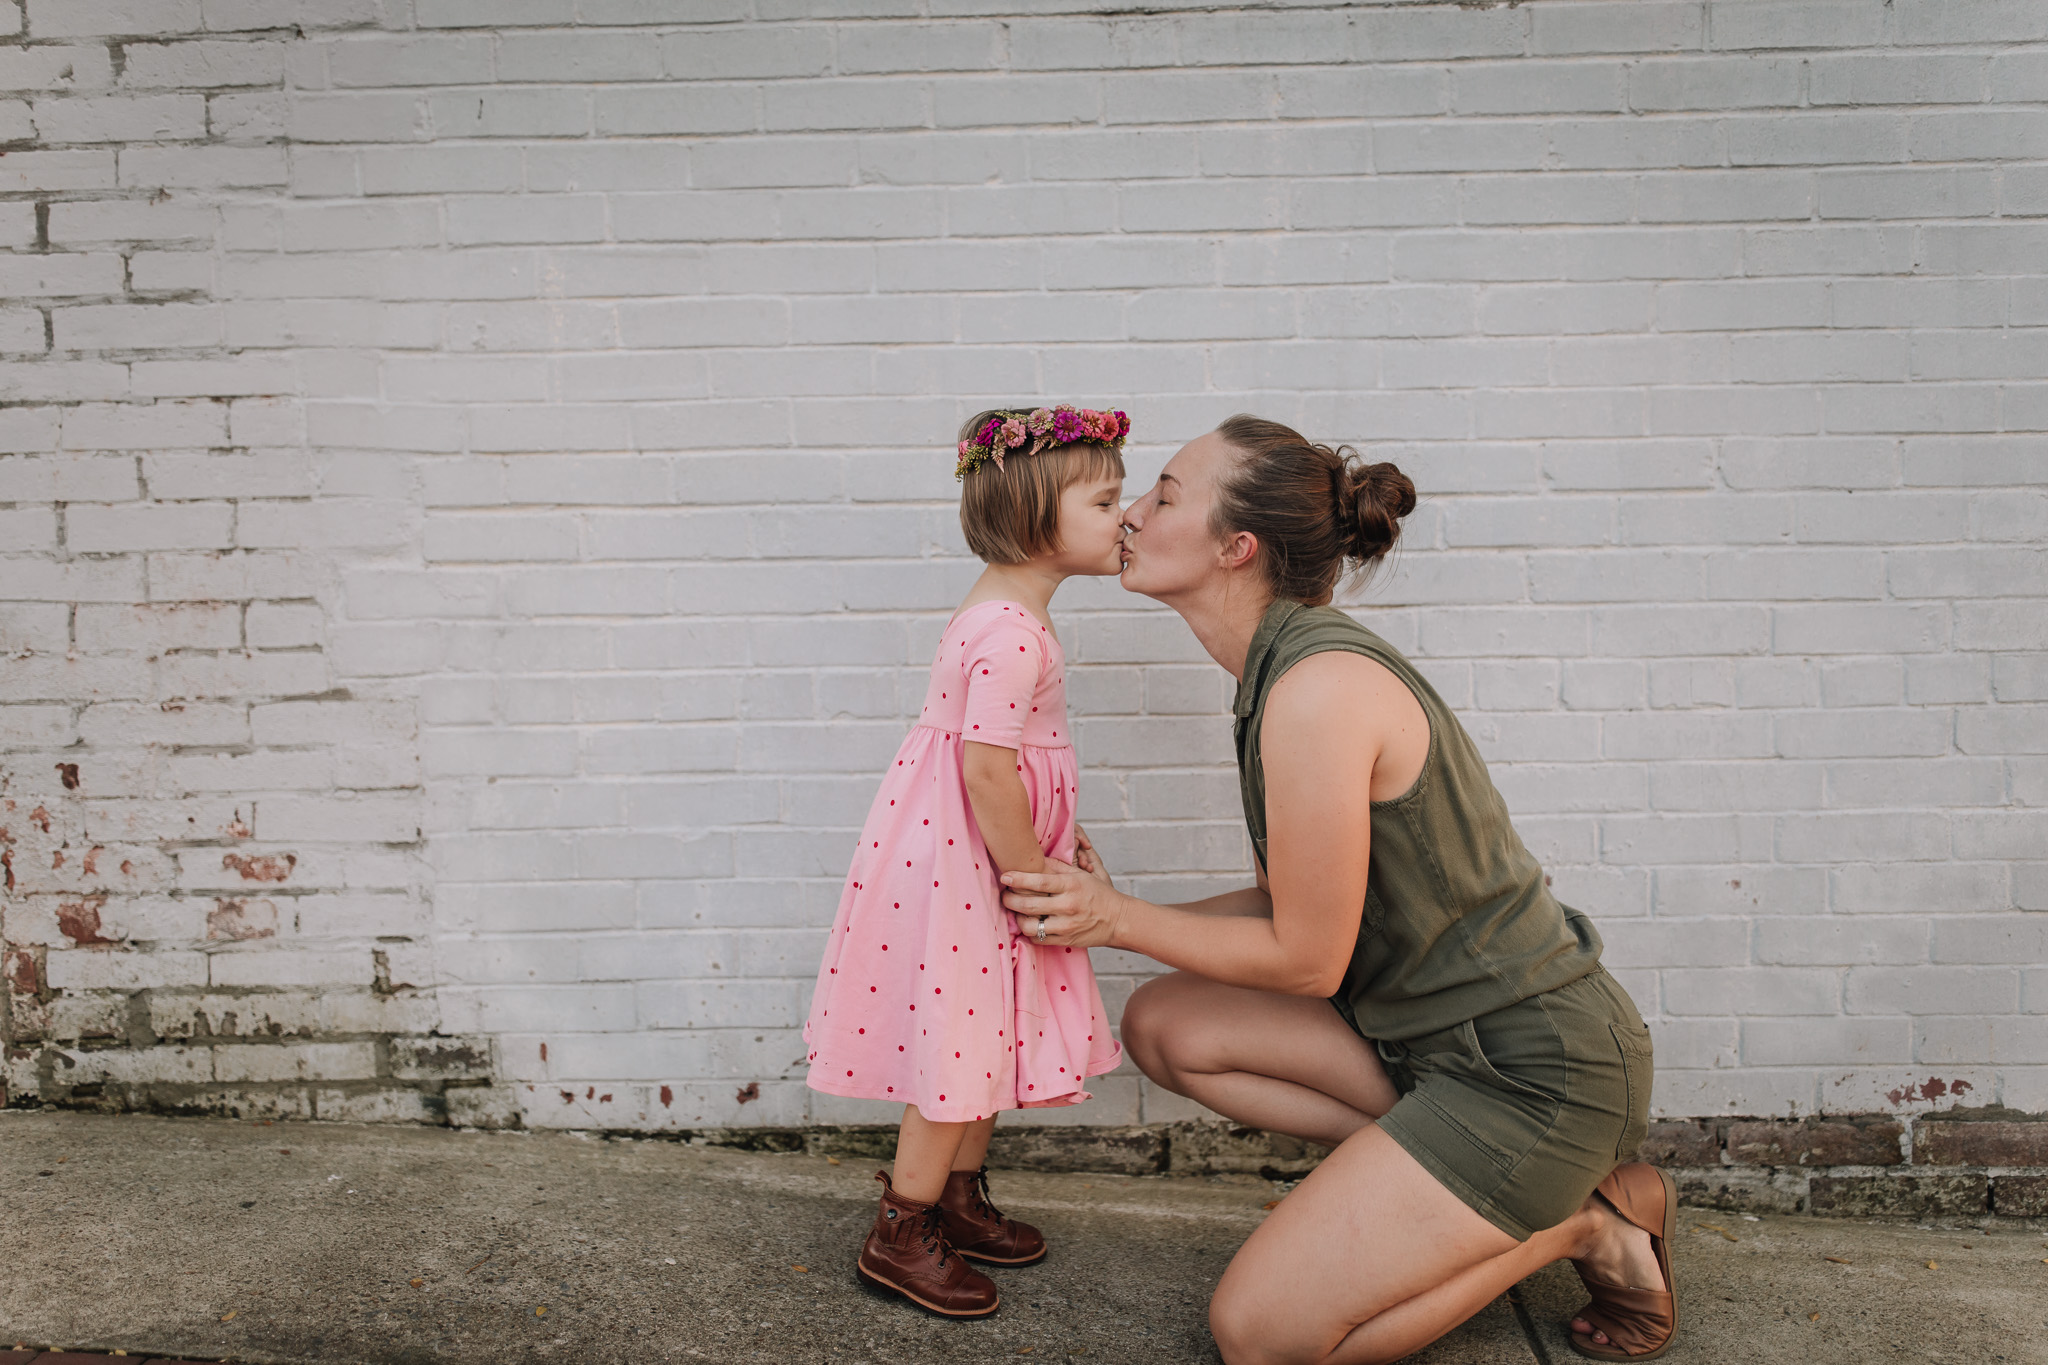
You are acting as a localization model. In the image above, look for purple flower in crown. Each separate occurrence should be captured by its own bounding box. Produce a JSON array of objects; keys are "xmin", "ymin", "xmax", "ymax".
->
[{"xmin": 1051, "ymin": 406, "xmax": 1083, "ymax": 442}]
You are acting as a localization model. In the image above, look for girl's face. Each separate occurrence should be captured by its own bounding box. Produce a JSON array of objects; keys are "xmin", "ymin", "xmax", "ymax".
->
[
  {"xmin": 1118, "ymin": 431, "xmax": 1237, "ymax": 600},
  {"xmin": 1051, "ymin": 472, "xmax": 1127, "ymax": 576}
]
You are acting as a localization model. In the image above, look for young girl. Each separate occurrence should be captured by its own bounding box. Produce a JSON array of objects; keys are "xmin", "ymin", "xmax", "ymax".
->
[{"xmin": 803, "ymin": 404, "xmax": 1130, "ymax": 1316}]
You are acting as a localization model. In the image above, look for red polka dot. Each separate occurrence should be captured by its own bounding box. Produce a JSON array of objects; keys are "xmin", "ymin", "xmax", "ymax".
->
[
  {"xmin": 888, "ymin": 1085, "xmax": 894, "ymax": 1092},
  {"xmin": 881, "ymin": 944, "xmax": 888, "ymax": 951},
  {"xmin": 982, "ymin": 967, "xmax": 988, "ymax": 974},
  {"xmin": 982, "ymin": 669, "xmax": 989, "ymax": 674},
  {"xmin": 955, "ymin": 1052, "xmax": 961, "ymax": 1058},
  {"xmin": 1019, "ymin": 645, "xmax": 1026, "ymax": 651},
  {"xmin": 967, "ymin": 1008, "xmax": 973, "ymax": 1015},
  {"xmin": 939, "ymin": 1094, "xmax": 945, "ymax": 1101},
  {"xmin": 1027, "ymin": 1084, "xmax": 1034, "ymax": 1091},
  {"xmin": 1061, "ymin": 986, "xmax": 1068, "ymax": 991},
  {"xmin": 934, "ymin": 987, "xmax": 941, "ymax": 994},
  {"xmin": 846, "ymin": 1070, "xmax": 853, "ymax": 1076},
  {"xmin": 858, "ymin": 1027, "xmax": 865, "ymax": 1034},
  {"xmin": 869, "ymin": 986, "xmax": 877, "ymax": 993},
  {"xmin": 898, "ymin": 1045, "xmax": 904, "ymax": 1051}
]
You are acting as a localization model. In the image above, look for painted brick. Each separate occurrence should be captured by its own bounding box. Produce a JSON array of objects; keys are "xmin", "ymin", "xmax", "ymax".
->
[{"xmin": 1, "ymin": 5, "xmax": 2041, "ymax": 1138}]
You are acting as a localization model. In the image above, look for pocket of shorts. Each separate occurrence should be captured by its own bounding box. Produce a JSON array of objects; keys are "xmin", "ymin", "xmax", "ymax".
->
[
  {"xmin": 1461, "ymin": 1019, "xmax": 1557, "ymax": 1104},
  {"xmin": 1610, "ymin": 1021, "xmax": 1654, "ymax": 1160}
]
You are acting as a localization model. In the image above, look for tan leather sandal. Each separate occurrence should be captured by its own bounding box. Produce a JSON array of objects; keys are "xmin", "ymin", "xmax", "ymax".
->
[{"xmin": 1567, "ymin": 1162, "xmax": 1678, "ymax": 1361}]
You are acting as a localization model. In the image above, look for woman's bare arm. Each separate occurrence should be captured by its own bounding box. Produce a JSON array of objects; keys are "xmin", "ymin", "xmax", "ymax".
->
[{"xmin": 1003, "ymin": 651, "xmax": 1389, "ymax": 996}]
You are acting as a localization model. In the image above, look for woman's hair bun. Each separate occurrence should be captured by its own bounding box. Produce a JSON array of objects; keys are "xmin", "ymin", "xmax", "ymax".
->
[
  {"xmin": 1212, "ymin": 414, "xmax": 1415, "ymax": 605},
  {"xmin": 1339, "ymin": 461, "xmax": 1417, "ymax": 565}
]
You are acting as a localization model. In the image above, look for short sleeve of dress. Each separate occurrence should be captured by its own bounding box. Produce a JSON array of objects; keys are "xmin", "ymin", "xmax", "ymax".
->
[{"xmin": 959, "ymin": 611, "xmax": 1045, "ymax": 748}]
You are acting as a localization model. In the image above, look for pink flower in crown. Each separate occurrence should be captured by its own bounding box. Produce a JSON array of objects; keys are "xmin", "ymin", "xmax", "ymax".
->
[
  {"xmin": 1000, "ymin": 417, "xmax": 1028, "ymax": 448},
  {"xmin": 1052, "ymin": 407, "xmax": 1083, "ymax": 442},
  {"xmin": 1113, "ymin": 410, "xmax": 1130, "ymax": 438},
  {"xmin": 1026, "ymin": 408, "xmax": 1054, "ymax": 436}
]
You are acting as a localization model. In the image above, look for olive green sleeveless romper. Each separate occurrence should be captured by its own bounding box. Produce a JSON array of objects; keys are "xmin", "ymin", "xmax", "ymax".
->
[{"xmin": 1235, "ymin": 600, "xmax": 1654, "ymax": 1240}]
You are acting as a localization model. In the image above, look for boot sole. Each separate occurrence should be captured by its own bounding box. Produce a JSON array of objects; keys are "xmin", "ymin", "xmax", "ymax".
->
[
  {"xmin": 958, "ymin": 1246, "xmax": 1046, "ymax": 1267},
  {"xmin": 855, "ymin": 1261, "xmax": 1001, "ymax": 1317}
]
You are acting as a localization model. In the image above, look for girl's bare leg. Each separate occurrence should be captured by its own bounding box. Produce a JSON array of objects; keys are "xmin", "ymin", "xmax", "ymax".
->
[
  {"xmin": 951, "ymin": 1115, "xmax": 997, "ymax": 1171},
  {"xmin": 892, "ymin": 1104, "xmax": 969, "ymax": 1203}
]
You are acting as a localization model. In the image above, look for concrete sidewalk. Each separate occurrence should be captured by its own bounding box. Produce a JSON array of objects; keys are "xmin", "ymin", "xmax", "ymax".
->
[{"xmin": 3, "ymin": 1112, "xmax": 2044, "ymax": 1365}]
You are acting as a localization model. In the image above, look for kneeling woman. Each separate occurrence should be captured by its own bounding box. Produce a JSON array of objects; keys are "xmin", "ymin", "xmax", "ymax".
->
[{"xmin": 1003, "ymin": 416, "xmax": 1679, "ymax": 1365}]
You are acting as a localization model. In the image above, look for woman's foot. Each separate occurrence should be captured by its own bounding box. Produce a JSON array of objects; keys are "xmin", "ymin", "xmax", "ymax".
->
[
  {"xmin": 857, "ymin": 1171, "xmax": 1000, "ymax": 1317},
  {"xmin": 1564, "ymin": 1164, "xmax": 1678, "ymax": 1360},
  {"xmin": 937, "ymin": 1166, "xmax": 1047, "ymax": 1265}
]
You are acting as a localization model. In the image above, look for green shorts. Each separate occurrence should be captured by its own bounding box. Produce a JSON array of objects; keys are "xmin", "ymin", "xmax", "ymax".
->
[{"xmin": 1366, "ymin": 968, "xmax": 1653, "ymax": 1242}]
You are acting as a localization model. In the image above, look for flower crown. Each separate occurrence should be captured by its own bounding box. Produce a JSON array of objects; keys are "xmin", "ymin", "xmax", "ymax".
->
[{"xmin": 955, "ymin": 405, "xmax": 1131, "ymax": 480}]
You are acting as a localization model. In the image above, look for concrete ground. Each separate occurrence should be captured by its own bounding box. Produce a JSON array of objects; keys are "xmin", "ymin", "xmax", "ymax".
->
[{"xmin": 3, "ymin": 1112, "xmax": 2044, "ymax": 1365}]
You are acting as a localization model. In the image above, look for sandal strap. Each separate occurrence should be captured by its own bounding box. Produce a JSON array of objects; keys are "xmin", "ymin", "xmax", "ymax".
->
[
  {"xmin": 1594, "ymin": 1163, "xmax": 1668, "ymax": 1240},
  {"xmin": 1573, "ymin": 1291, "xmax": 1675, "ymax": 1358}
]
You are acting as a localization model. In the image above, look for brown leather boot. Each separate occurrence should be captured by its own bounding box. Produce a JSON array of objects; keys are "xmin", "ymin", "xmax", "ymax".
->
[
  {"xmin": 856, "ymin": 1171, "xmax": 1000, "ymax": 1317},
  {"xmin": 937, "ymin": 1166, "xmax": 1048, "ymax": 1266}
]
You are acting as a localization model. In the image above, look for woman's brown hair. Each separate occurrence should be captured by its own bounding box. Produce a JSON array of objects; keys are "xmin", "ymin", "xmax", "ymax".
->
[
  {"xmin": 957, "ymin": 408, "xmax": 1125, "ymax": 565},
  {"xmin": 1210, "ymin": 414, "xmax": 1416, "ymax": 606}
]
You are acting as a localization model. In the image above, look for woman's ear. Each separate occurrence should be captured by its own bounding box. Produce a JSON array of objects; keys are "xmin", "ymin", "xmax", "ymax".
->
[{"xmin": 1219, "ymin": 529, "xmax": 1259, "ymax": 572}]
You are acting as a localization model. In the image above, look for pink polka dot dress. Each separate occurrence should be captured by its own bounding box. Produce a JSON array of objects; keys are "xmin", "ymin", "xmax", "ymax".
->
[{"xmin": 804, "ymin": 600, "xmax": 1122, "ymax": 1123}]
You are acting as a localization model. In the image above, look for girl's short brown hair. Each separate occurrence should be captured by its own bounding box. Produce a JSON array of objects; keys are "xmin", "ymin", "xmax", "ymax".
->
[
  {"xmin": 1210, "ymin": 413, "xmax": 1416, "ymax": 606},
  {"xmin": 957, "ymin": 408, "xmax": 1126, "ymax": 565}
]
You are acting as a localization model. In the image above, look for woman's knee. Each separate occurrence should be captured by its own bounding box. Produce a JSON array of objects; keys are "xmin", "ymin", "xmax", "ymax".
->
[
  {"xmin": 1210, "ymin": 1279, "xmax": 1302, "ymax": 1365},
  {"xmin": 1120, "ymin": 974, "xmax": 1193, "ymax": 1080}
]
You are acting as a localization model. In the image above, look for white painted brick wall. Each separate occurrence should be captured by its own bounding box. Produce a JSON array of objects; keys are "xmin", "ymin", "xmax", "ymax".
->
[{"xmin": 2, "ymin": 0, "xmax": 2044, "ymax": 1133}]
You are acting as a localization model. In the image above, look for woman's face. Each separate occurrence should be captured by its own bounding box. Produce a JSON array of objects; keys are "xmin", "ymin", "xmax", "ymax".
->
[{"xmin": 1118, "ymin": 430, "xmax": 1238, "ymax": 600}]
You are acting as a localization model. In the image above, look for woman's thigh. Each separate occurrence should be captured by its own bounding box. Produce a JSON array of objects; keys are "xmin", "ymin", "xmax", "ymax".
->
[
  {"xmin": 1210, "ymin": 1125, "xmax": 1518, "ymax": 1365},
  {"xmin": 1122, "ymin": 972, "xmax": 1400, "ymax": 1120}
]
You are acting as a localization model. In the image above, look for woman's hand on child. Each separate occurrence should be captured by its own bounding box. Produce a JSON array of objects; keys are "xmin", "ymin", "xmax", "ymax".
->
[
  {"xmin": 1000, "ymin": 857, "xmax": 1127, "ymax": 950},
  {"xmin": 1073, "ymin": 824, "xmax": 1113, "ymax": 884}
]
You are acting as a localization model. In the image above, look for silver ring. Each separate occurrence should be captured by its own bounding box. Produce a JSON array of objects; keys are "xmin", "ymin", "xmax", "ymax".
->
[{"xmin": 1035, "ymin": 916, "xmax": 1048, "ymax": 943}]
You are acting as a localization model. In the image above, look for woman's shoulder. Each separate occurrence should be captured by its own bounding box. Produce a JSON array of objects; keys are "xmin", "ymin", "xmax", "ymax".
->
[{"xmin": 1264, "ymin": 604, "xmax": 1411, "ymax": 677}]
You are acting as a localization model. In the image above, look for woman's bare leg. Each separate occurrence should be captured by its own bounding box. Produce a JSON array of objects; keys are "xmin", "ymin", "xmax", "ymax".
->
[
  {"xmin": 1122, "ymin": 972, "xmax": 1399, "ymax": 1146},
  {"xmin": 1213, "ymin": 1126, "xmax": 1663, "ymax": 1365},
  {"xmin": 1127, "ymin": 973, "xmax": 1667, "ymax": 1364}
]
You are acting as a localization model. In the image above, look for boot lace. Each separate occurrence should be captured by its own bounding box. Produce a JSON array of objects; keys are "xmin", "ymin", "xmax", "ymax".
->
[
  {"xmin": 968, "ymin": 1168, "xmax": 1008, "ymax": 1227},
  {"xmin": 917, "ymin": 1202, "xmax": 953, "ymax": 1267}
]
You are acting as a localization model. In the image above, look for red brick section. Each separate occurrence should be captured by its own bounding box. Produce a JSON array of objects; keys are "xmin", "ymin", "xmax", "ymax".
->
[
  {"xmin": 1913, "ymin": 1118, "xmax": 2048, "ymax": 1167},
  {"xmin": 1638, "ymin": 1119, "xmax": 1718, "ymax": 1166},
  {"xmin": 1725, "ymin": 1117, "xmax": 1904, "ymax": 1166}
]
